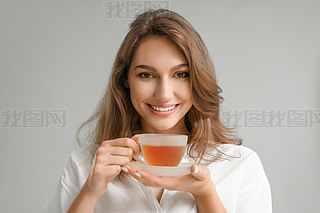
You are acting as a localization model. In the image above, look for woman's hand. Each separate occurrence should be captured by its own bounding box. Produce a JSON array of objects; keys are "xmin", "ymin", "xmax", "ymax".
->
[
  {"xmin": 123, "ymin": 164, "xmax": 215, "ymax": 197},
  {"xmin": 84, "ymin": 135, "xmax": 140, "ymax": 199},
  {"xmin": 123, "ymin": 164, "xmax": 227, "ymax": 212}
]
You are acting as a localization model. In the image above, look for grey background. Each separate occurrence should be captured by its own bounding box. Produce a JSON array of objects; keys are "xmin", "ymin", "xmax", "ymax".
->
[{"xmin": 1, "ymin": 0, "xmax": 319, "ymax": 212}]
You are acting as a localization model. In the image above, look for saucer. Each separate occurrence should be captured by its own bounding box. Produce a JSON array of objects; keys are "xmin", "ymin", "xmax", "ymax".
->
[{"xmin": 128, "ymin": 161, "xmax": 193, "ymax": 177}]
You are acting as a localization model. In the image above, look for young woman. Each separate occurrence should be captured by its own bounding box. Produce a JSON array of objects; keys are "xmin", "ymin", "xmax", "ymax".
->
[{"xmin": 45, "ymin": 9, "xmax": 272, "ymax": 213}]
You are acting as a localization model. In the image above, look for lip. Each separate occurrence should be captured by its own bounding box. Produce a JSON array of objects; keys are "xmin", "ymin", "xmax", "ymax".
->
[
  {"xmin": 149, "ymin": 104, "xmax": 177, "ymax": 108},
  {"xmin": 147, "ymin": 104, "xmax": 179, "ymax": 116}
]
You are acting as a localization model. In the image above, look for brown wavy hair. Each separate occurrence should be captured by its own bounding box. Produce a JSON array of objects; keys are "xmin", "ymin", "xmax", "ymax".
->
[{"xmin": 76, "ymin": 9, "xmax": 242, "ymax": 163}]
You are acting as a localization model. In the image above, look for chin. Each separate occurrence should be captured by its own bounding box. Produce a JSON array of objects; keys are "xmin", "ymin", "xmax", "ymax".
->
[{"xmin": 150, "ymin": 123, "xmax": 177, "ymax": 132}]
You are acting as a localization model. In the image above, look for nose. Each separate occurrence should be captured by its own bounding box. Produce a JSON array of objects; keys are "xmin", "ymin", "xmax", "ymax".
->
[{"xmin": 153, "ymin": 78, "xmax": 173, "ymax": 102}]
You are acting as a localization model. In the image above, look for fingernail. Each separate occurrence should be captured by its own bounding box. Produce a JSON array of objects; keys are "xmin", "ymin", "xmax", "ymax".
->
[
  {"xmin": 121, "ymin": 167, "xmax": 129, "ymax": 173},
  {"xmin": 134, "ymin": 172, "xmax": 142, "ymax": 178},
  {"xmin": 193, "ymin": 166, "xmax": 199, "ymax": 174}
]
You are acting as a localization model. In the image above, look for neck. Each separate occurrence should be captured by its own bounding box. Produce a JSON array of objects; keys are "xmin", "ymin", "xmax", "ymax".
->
[{"xmin": 141, "ymin": 119, "xmax": 189, "ymax": 135}]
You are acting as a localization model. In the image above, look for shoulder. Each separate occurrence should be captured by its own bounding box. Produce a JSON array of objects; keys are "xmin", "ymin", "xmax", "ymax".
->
[
  {"xmin": 184, "ymin": 144, "xmax": 262, "ymax": 167},
  {"xmin": 216, "ymin": 144, "xmax": 263, "ymax": 165},
  {"xmin": 219, "ymin": 144, "xmax": 258, "ymax": 157},
  {"xmin": 206, "ymin": 144, "xmax": 268, "ymax": 180},
  {"xmin": 65, "ymin": 144, "xmax": 98, "ymax": 182},
  {"xmin": 206, "ymin": 145, "xmax": 272, "ymax": 211},
  {"xmin": 197, "ymin": 144, "xmax": 262, "ymax": 166},
  {"xmin": 69, "ymin": 143, "xmax": 97, "ymax": 165},
  {"xmin": 218, "ymin": 145, "xmax": 272, "ymax": 211},
  {"xmin": 214, "ymin": 144, "xmax": 270, "ymax": 189}
]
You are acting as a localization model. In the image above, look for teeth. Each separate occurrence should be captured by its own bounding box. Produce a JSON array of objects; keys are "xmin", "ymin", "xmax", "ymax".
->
[{"xmin": 150, "ymin": 105, "xmax": 176, "ymax": 112}]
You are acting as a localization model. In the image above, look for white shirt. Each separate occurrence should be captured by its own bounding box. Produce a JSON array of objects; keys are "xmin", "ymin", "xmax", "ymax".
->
[{"xmin": 44, "ymin": 144, "xmax": 272, "ymax": 213}]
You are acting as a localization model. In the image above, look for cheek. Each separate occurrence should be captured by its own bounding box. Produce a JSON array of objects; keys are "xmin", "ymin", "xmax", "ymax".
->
[
  {"xmin": 130, "ymin": 82, "xmax": 153, "ymax": 102},
  {"xmin": 174, "ymin": 81, "xmax": 192, "ymax": 101}
]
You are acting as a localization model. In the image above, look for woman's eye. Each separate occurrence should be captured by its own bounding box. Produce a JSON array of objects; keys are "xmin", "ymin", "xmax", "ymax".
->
[
  {"xmin": 175, "ymin": 72, "xmax": 189, "ymax": 78},
  {"xmin": 138, "ymin": 73, "xmax": 153, "ymax": 78}
]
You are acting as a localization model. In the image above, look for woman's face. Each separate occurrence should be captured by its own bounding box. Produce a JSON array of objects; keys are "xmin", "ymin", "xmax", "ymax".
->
[{"xmin": 127, "ymin": 35, "xmax": 192, "ymax": 134}]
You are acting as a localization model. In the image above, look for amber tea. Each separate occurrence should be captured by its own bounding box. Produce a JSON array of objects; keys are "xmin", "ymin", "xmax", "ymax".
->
[{"xmin": 139, "ymin": 134, "xmax": 188, "ymax": 167}]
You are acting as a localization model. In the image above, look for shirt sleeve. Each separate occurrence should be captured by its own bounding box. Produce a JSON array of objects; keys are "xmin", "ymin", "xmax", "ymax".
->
[
  {"xmin": 43, "ymin": 154, "xmax": 81, "ymax": 213},
  {"xmin": 236, "ymin": 150, "xmax": 272, "ymax": 213}
]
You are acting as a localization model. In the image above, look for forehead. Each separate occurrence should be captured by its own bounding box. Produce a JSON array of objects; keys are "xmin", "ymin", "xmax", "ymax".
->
[{"xmin": 131, "ymin": 35, "xmax": 187, "ymax": 66}]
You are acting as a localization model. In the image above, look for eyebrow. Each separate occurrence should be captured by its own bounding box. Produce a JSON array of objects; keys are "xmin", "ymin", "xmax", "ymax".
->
[{"xmin": 134, "ymin": 63, "xmax": 188, "ymax": 72}]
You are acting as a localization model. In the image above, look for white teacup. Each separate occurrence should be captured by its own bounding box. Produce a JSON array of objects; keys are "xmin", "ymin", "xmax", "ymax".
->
[{"xmin": 135, "ymin": 134, "xmax": 188, "ymax": 167}]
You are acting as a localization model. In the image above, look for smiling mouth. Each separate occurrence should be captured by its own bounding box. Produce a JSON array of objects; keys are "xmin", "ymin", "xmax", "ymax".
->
[{"xmin": 148, "ymin": 104, "xmax": 178, "ymax": 112}]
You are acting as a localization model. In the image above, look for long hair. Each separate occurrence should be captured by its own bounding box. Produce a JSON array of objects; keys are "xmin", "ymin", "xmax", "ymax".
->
[{"xmin": 76, "ymin": 9, "xmax": 242, "ymax": 163}]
